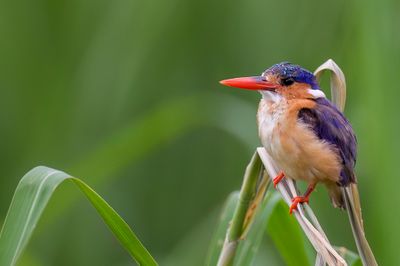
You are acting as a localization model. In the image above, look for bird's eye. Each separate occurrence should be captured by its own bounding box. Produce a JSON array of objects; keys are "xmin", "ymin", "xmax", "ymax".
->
[{"xmin": 281, "ymin": 77, "xmax": 294, "ymax": 86}]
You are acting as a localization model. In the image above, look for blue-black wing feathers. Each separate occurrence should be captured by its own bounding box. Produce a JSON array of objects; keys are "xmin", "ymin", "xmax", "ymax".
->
[{"xmin": 298, "ymin": 98, "xmax": 357, "ymax": 186}]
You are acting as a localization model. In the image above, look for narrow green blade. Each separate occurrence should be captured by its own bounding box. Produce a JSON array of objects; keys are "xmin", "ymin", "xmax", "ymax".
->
[{"xmin": 0, "ymin": 166, "xmax": 157, "ymax": 266}]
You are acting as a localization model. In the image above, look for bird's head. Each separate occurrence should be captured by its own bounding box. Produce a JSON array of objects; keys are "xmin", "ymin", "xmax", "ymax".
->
[{"xmin": 220, "ymin": 62, "xmax": 325, "ymax": 99}]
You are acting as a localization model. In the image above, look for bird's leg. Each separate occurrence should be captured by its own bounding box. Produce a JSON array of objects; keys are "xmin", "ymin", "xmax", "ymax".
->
[
  {"xmin": 273, "ymin": 171, "xmax": 285, "ymax": 188},
  {"xmin": 289, "ymin": 183, "xmax": 316, "ymax": 214}
]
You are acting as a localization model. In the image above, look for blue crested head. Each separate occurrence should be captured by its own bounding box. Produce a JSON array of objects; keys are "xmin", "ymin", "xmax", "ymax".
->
[{"xmin": 263, "ymin": 62, "xmax": 319, "ymax": 90}]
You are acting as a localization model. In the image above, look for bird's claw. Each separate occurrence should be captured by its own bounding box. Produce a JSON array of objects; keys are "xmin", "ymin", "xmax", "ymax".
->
[
  {"xmin": 273, "ymin": 172, "xmax": 285, "ymax": 188},
  {"xmin": 289, "ymin": 196, "xmax": 309, "ymax": 214}
]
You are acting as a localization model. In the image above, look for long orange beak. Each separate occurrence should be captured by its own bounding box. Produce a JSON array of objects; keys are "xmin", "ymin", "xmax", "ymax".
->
[{"xmin": 219, "ymin": 76, "xmax": 279, "ymax": 91}]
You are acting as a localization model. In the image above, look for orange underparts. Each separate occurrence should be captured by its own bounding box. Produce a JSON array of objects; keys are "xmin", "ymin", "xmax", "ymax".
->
[
  {"xmin": 273, "ymin": 171, "xmax": 285, "ymax": 188},
  {"xmin": 289, "ymin": 183, "xmax": 316, "ymax": 214}
]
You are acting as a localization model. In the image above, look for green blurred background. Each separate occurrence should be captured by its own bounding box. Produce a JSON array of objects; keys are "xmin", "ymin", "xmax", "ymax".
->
[{"xmin": 0, "ymin": 0, "xmax": 397, "ymax": 265}]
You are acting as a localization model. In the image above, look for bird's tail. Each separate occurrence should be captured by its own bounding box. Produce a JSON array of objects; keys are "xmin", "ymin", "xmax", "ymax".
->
[{"xmin": 342, "ymin": 183, "xmax": 378, "ymax": 266}]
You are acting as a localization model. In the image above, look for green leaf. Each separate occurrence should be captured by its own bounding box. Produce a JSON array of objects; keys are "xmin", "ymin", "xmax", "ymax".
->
[
  {"xmin": 266, "ymin": 200, "xmax": 312, "ymax": 266},
  {"xmin": 0, "ymin": 166, "xmax": 157, "ymax": 266}
]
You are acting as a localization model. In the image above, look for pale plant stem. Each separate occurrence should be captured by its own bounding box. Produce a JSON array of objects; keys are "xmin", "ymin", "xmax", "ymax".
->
[
  {"xmin": 258, "ymin": 147, "xmax": 346, "ymax": 266},
  {"xmin": 217, "ymin": 148, "xmax": 347, "ymax": 266}
]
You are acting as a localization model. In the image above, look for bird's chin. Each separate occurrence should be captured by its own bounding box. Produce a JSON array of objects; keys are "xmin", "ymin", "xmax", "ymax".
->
[{"xmin": 260, "ymin": 90, "xmax": 282, "ymax": 103}]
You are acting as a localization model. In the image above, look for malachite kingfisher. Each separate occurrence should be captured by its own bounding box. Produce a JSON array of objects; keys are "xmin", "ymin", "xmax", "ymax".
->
[
  {"xmin": 220, "ymin": 62, "xmax": 356, "ymax": 212},
  {"xmin": 220, "ymin": 62, "xmax": 377, "ymax": 265}
]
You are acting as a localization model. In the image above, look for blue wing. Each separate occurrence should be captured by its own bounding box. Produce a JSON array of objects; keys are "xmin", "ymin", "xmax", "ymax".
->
[{"xmin": 298, "ymin": 97, "xmax": 357, "ymax": 186}]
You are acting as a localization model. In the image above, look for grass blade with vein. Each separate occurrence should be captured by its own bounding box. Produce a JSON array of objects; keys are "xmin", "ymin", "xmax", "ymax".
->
[{"xmin": 0, "ymin": 166, "xmax": 157, "ymax": 266}]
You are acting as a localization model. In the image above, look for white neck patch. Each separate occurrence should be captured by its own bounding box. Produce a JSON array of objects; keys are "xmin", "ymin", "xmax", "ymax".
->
[
  {"xmin": 260, "ymin": 90, "xmax": 282, "ymax": 103},
  {"xmin": 307, "ymin": 89, "xmax": 326, "ymax": 98}
]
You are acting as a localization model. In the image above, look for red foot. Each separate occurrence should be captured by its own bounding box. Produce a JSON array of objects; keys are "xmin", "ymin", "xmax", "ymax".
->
[
  {"xmin": 273, "ymin": 172, "xmax": 285, "ymax": 188},
  {"xmin": 289, "ymin": 196, "xmax": 309, "ymax": 214}
]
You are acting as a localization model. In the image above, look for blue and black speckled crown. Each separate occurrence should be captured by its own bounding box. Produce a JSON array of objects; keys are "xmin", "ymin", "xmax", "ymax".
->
[{"xmin": 263, "ymin": 62, "xmax": 319, "ymax": 90}]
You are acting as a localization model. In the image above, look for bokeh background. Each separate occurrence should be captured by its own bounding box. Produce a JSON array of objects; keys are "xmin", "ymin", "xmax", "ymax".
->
[{"xmin": 0, "ymin": 0, "xmax": 398, "ymax": 265}]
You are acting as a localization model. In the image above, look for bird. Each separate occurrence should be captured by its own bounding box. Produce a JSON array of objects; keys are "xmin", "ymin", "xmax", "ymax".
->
[{"xmin": 220, "ymin": 62, "xmax": 377, "ymax": 265}]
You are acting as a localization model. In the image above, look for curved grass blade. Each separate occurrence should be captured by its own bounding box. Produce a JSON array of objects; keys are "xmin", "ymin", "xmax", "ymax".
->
[
  {"xmin": 0, "ymin": 166, "xmax": 157, "ymax": 266},
  {"xmin": 314, "ymin": 58, "xmax": 346, "ymax": 112}
]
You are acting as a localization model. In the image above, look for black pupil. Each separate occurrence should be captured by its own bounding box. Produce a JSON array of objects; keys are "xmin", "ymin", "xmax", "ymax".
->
[{"xmin": 282, "ymin": 77, "xmax": 294, "ymax": 86}]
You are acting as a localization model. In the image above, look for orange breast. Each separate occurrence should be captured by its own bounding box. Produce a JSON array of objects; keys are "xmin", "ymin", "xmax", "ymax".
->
[{"xmin": 258, "ymin": 98, "xmax": 341, "ymax": 184}]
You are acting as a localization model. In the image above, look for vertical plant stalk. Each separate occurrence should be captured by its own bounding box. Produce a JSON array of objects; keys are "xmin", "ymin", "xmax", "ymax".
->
[{"xmin": 217, "ymin": 152, "xmax": 266, "ymax": 266}]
